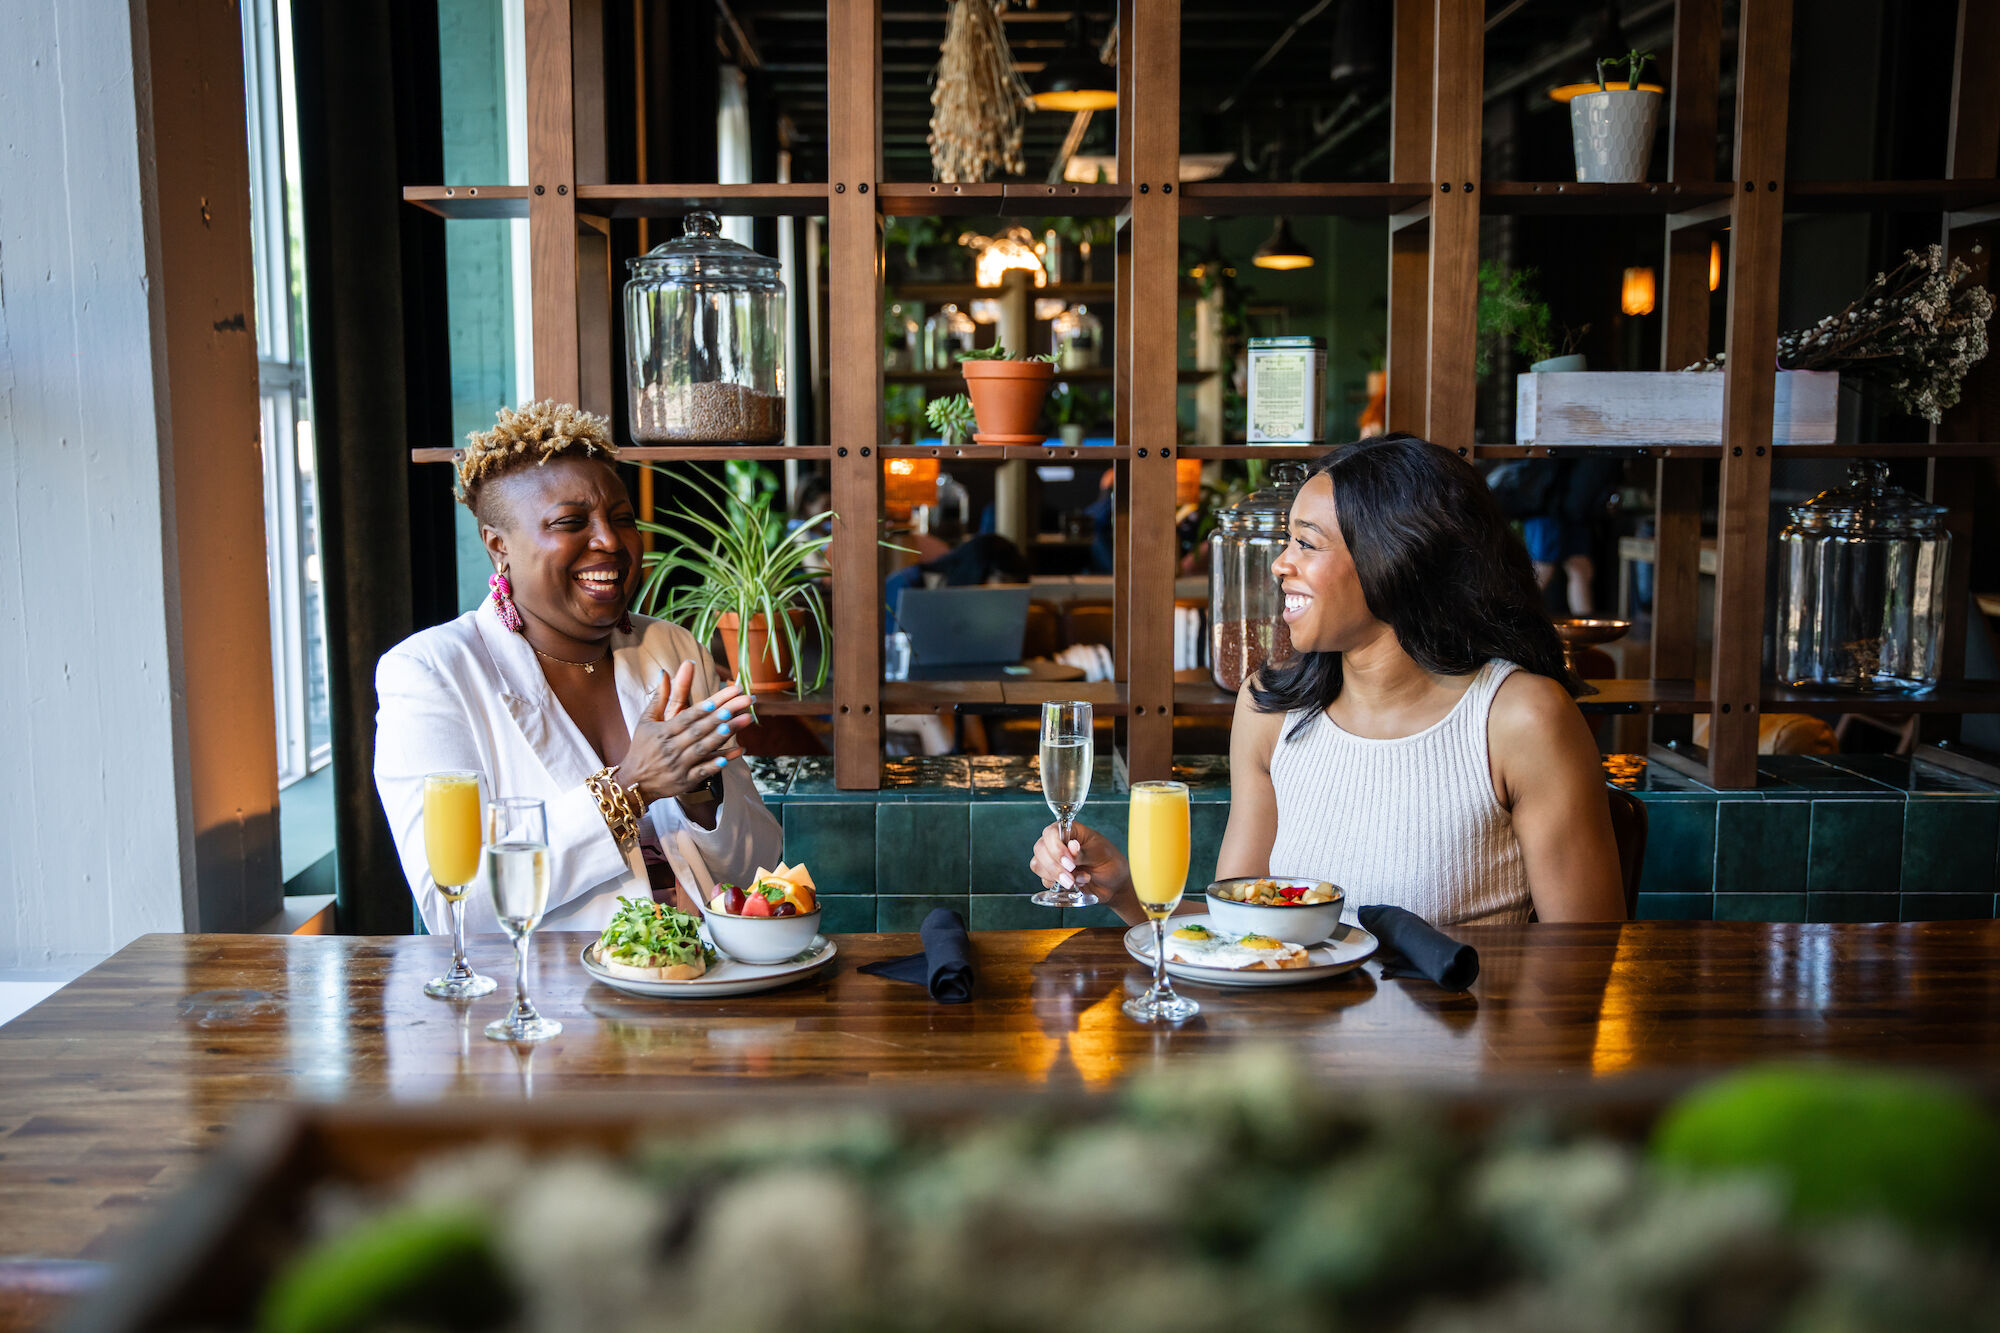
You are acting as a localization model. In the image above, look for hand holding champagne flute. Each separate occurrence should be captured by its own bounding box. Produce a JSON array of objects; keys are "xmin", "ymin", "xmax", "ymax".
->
[
  {"xmin": 421, "ymin": 771, "xmax": 496, "ymax": 999},
  {"xmin": 1033, "ymin": 701, "xmax": 1096, "ymax": 908},
  {"xmin": 1124, "ymin": 780, "xmax": 1198, "ymax": 1022}
]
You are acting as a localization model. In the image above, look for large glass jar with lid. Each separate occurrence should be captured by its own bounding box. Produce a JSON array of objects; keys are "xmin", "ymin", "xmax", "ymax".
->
[
  {"xmin": 624, "ymin": 210, "xmax": 786, "ymax": 443},
  {"xmin": 1052, "ymin": 304, "xmax": 1103, "ymax": 370},
  {"xmin": 1209, "ymin": 462, "xmax": 1308, "ymax": 692},
  {"xmin": 1775, "ymin": 460, "xmax": 1951, "ymax": 692}
]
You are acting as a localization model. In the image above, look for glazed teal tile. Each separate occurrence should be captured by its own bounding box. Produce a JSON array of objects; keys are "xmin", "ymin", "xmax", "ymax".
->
[
  {"xmin": 1900, "ymin": 798, "xmax": 1999, "ymax": 893},
  {"xmin": 1189, "ymin": 803, "xmax": 1230, "ymax": 890},
  {"xmin": 746, "ymin": 755, "xmax": 798, "ymax": 800},
  {"xmin": 1639, "ymin": 800, "xmax": 1717, "ymax": 893},
  {"xmin": 1063, "ymin": 903, "xmax": 1127, "ymax": 929},
  {"xmin": 970, "ymin": 755, "xmax": 1044, "ymax": 800},
  {"xmin": 1760, "ymin": 755, "xmax": 1902, "ymax": 796},
  {"xmin": 881, "ymin": 756, "xmax": 971, "ymax": 799},
  {"xmin": 779, "ymin": 802, "xmax": 877, "ymax": 893},
  {"xmin": 1899, "ymin": 893, "xmax": 1994, "ymax": 922},
  {"xmin": 1808, "ymin": 893, "xmax": 1901, "ymax": 923},
  {"xmin": 969, "ymin": 800, "xmax": 1128, "ymax": 895},
  {"xmin": 876, "ymin": 803, "xmax": 969, "ymax": 896},
  {"xmin": 1715, "ymin": 893, "xmax": 1807, "ymax": 923},
  {"xmin": 784, "ymin": 757, "xmax": 881, "ymax": 799},
  {"xmin": 1714, "ymin": 801, "xmax": 1809, "ymax": 895},
  {"xmin": 1807, "ymin": 801, "xmax": 1906, "ymax": 893},
  {"xmin": 1910, "ymin": 759, "xmax": 2000, "ymax": 795},
  {"xmin": 1819, "ymin": 753, "xmax": 1924, "ymax": 791},
  {"xmin": 1634, "ymin": 893, "xmax": 1712, "ymax": 921},
  {"xmin": 969, "ymin": 896, "xmax": 1059, "ymax": 930},
  {"xmin": 1609, "ymin": 761, "xmax": 1714, "ymax": 798},
  {"xmin": 819, "ymin": 896, "xmax": 879, "ymax": 934},
  {"xmin": 877, "ymin": 895, "xmax": 970, "ymax": 932},
  {"xmin": 1172, "ymin": 755, "xmax": 1233, "ymax": 799}
]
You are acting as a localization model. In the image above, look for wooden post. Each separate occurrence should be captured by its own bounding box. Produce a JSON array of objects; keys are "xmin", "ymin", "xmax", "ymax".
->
[
  {"xmin": 1651, "ymin": 0, "xmax": 1721, "ymax": 749},
  {"xmin": 1424, "ymin": 0, "xmax": 1482, "ymax": 450},
  {"xmin": 829, "ymin": 0, "xmax": 884, "ymax": 787},
  {"xmin": 526, "ymin": 0, "xmax": 581, "ymax": 405},
  {"xmin": 1706, "ymin": 0, "xmax": 1794, "ymax": 788},
  {"xmin": 1386, "ymin": 0, "xmax": 1433, "ymax": 434},
  {"xmin": 1119, "ymin": 0, "xmax": 1181, "ymax": 781}
]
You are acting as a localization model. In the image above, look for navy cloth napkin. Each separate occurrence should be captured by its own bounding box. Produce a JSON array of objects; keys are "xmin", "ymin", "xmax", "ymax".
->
[
  {"xmin": 857, "ymin": 907, "xmax": 975, "ymax": 1003},
  {"xmin": 1358, "ymin": 904, "xmax": 1480, "ymax": 992}
]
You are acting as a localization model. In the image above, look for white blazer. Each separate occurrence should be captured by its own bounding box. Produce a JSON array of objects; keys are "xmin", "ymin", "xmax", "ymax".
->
[{"xmin": 373, "ymin": 597, "xmax": 784, "ymax": 935}]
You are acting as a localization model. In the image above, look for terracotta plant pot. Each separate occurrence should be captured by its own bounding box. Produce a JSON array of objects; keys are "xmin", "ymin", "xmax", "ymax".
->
[
  {"xmin": 716, "ymin": 608, "xmax": 806, "ymax": 691},
  {"xmin": 962, "ymin": 359, "xmax": 1056, "ymax": 441}
]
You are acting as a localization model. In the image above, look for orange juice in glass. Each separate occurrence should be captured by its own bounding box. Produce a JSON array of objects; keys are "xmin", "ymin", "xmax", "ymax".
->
[
  {"xmin": 1124, "ymin": 780, "xmax": 1198, "ymax": 1021},
  {"xmin": 422, "ymin": 771, "xmax": 496, "ymax": 999}
]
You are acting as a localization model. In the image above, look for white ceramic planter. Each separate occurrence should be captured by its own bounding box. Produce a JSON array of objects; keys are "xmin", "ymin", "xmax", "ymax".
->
[
  {"xmin": 1529, "ymin": 354, "xmax": 1587, "ymax": 373},
  {"xmin": 1570, "ymin": 89, "xmax": 1662, "ymax": 183}
]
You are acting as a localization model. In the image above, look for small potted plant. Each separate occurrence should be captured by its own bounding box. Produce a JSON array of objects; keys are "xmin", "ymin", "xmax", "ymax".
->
[
  {"xmin": 1047, "ymin": 384, "xmax": 1099, "ymax": 448},
  {"xmin": 1478, "ymin": 263, "xmax": 1589, "ymax": 376},
  {"xmin": 958, "ymin": 344, "xmax": 1058, "ymax": 443},
  {"xmin": 634, "ymin": 468, "xmax": 831, "ymax": 695},
  {"xmin": 1569, "ymin": 48, "xmax": 1661, "ymax": 183}
]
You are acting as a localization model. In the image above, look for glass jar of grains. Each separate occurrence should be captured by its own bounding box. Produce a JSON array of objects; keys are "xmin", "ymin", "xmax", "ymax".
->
[
  {"xmin": 1209, "ymin": 462, "xmax": 1307, "ymax": 692},
  {"xmin": 624, "ymin": 211, "xmax": 786, "ymax": 444}
]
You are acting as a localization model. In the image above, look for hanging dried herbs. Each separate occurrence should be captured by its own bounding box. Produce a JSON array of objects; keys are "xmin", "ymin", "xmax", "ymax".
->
[{"xmin": 929, "ymin": 0, "xmax": 1031, "ymax": 183}]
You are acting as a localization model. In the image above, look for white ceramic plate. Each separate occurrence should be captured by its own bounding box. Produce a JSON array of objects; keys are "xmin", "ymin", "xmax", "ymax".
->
[
  {"xmin": 1122, "ymin": 914, "xmax": 1377, "ymax": 989},
  {"xmin": 580, "ymin": 934, "xmax": 837, "ymax": 999}
]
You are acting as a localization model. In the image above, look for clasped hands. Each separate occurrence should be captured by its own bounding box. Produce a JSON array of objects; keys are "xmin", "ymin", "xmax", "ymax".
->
[{"xmin": 619, "ymin": 660, "xmax": 752, "ymax": 806}]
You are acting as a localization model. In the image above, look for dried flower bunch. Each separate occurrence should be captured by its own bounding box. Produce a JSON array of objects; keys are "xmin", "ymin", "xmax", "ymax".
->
[
  {"xmin": 1685, "ymin": 245, "xmax": 1994, "ymax": 424},
  {"xmin": 929, "ymin": 0, "xmax": 1031, "ymax": 183},
  {"xmin": 455, "ymin": 400, "xmax": 618, "ymax": 507}
]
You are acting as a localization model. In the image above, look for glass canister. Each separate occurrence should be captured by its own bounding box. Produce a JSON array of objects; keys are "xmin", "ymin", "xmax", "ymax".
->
[
  {"xmin": 624, "ymin": 210, "xmax": 786, "ymax": 443},
  {"xmin": 1210, "ymin": 462, "xmax": 1308, "ymax": 692},
  {"xmin": 1052, "ymin": 304, "xmax": 1103, "ymax": 370},
  {"xmin": 1775, "ymin": 461, "xmax": 1950, "ymax": 692}
]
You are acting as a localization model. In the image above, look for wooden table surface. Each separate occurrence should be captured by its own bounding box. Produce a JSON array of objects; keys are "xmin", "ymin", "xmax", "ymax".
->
[{"xmin": 3, "ymin": 921, "xmax": 1998, "ymax": 1278}]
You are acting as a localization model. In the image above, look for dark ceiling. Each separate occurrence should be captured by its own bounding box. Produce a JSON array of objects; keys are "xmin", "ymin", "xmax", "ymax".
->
[{"xmin": 719, "ymin": 1, "xmax": 1707, "ymax": 184}]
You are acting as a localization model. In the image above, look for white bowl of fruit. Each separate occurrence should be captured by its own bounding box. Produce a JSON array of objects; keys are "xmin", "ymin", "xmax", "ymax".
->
[
  {"xmin": 702, "ymin": 862, "xmax": 822, "ymax": 963},
  {"xmin": 1204, "ymin": 876, "xmax": 1346, "ymax": 946}
]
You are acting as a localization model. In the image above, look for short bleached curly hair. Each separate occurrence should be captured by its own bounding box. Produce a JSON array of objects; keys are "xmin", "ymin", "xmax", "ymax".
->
[{"xmin": 455, "ymin": 400, "xmax": 620, "ymax": 518}]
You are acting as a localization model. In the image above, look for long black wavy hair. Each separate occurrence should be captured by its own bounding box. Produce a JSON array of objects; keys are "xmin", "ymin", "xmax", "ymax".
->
[{"xmin": 1248, "ymin": 433, "xmax": 1581, "ymax": 733}]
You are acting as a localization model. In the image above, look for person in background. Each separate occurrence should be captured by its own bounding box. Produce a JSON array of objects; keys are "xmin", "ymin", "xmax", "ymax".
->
[
  {"xmin": 884, "ymin": 533, "xmax": 1031, "ymax": 633},
  {"xmin": 1522, "ymin": 458, "xmax": 1621, "ymax": 615},
  {"xmin": 373, "ymin": 401, "xmax": 782, "ymax": 934},
  {"xmin": 1030, "ymin": 434, "xmax": 1626, "ymax": 926}
]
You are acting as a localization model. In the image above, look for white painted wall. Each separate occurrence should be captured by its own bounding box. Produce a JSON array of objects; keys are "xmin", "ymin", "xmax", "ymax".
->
[{"xmin": 0, "ymin": 0, "xmax": 278, "ymax": 975}]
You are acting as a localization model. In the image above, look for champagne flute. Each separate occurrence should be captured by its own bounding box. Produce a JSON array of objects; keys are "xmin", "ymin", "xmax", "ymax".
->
[
  {"xmin": 483, "ymin": 797, "xmax": 562, "ymax": 1043},
  {"xmin": 422, "ymin": 771, "xmax": 496, "ymax": 999},
  {"xmin": 1033, "ymin": 700, "xmax": 1097, "ymax": 908},
  {"xmin": 1123, "ymin": 780, "xmax": 1198, "ymax": 1023}
]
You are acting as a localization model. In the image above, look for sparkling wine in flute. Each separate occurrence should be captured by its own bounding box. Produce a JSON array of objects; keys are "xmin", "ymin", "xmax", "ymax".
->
[
  {"xmin": 1032, "ymin": 700, "xmax": 1097, "ymax": 909},
  {"xmin": 486, "ymin": 841, "xmax": 550, "ymax": 939},
  {"xmin": 1040, "ymin": 736, "xmax": 1092, "ymax": 824}
]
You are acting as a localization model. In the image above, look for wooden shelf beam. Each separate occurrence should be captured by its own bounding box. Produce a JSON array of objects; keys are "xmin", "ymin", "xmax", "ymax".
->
[
  {"xmin": 1175, "ymin": 181, "xmax": 1430, "ymax": 215},
  {"xmin": 877, "ymin": 181, "xmax": 1130, "ymax": 217}
]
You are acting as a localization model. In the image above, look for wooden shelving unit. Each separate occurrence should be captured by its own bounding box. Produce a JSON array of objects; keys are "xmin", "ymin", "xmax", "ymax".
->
[{"xmin": 403, "ymin": 0, "xmax": 2000, "ymax": 791}]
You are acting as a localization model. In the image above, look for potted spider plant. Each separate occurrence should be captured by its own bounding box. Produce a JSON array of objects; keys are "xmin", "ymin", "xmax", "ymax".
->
[
  {"xmin": 958, "ymin": 344, "xmax": 1058, "ymax": 442},
  {"xmin": 633, "ymin": 467, "xmax": 831, "ymax": 694},
  {"xmin": 1568, "ymin": 49, "xmax": 1662, "ymax": 183}
]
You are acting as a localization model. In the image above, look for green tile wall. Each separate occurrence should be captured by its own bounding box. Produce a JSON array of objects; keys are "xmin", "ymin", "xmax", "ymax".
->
[{"xmin": 747, "ymin": 754, "xmax": 1998, "ymax": 927}]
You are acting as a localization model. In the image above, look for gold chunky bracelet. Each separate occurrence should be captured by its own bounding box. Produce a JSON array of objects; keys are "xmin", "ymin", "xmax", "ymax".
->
[{"xmin": 586, "ymin": 766, "xmax": 642, "ymax": 849}]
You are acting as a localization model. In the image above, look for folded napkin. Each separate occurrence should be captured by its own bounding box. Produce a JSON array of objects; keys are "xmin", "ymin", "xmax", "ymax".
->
[
  {"xmin": 857, "ymin": 908, "xmax": 975, "ymax": 1003},
  {"xmin": 1357, "ymin": 905, "xmax": 1480, "ymax": 992}
]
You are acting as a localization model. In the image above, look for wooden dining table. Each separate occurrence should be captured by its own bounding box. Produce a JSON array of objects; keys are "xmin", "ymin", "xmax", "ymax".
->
[{"xmin": 2, "ymin": 920, "xmax": 1998, "ymax": 1329}]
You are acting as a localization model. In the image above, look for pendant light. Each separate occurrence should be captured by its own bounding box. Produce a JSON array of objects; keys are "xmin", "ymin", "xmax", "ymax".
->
[
  {"xmin": 1030, "ymin": 12, "xmax": 1118, "ymax": 112},
  {"xmin": 1253, "ymin": 216, "xmax": 1314, "ymax": 271}
]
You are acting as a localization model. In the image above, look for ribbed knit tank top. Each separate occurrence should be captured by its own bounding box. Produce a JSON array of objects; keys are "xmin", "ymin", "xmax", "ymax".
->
[{"xmin": 1265, "ymin": 660, "xmax": 1531, "ymax": 925}]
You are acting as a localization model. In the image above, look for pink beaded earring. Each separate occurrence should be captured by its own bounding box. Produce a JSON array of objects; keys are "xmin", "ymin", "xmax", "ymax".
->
[{"xmin": 489, "ymin": 569, "xmax": 524, "ymax": 633}]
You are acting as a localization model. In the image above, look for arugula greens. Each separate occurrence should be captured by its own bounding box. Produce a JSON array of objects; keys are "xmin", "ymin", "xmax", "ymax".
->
[{"xmin": 597, "ymin": 897, "xmax": 714, "ymax": 970}]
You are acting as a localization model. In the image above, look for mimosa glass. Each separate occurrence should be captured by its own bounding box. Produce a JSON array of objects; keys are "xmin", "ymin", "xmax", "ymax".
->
[
  {"xmin": 483, "ymin": 797, "xmax": 561, "ymax": 1043},
  {"xmin": 1033, "ymin": 700, "xmax": 1097, "ymax": 908},
  {"xmin": 422, "ymin": 771, "xmax": 496, "ymax": 999},
  {"xmin": 1123, "ymin": 780, "xmax": 1198, "ymax": 1023}
]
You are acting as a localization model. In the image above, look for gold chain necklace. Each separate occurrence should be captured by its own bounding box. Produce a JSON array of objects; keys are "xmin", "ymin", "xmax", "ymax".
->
[{"xmin": 531, "ymin": 643, "xmax": 611, "ymax": 675}]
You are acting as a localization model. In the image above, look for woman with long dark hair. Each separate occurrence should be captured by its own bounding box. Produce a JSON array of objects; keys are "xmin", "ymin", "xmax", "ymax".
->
[{"xmin": 1029, "ymin": 434, "xmax": 1624, "ymax": 925}]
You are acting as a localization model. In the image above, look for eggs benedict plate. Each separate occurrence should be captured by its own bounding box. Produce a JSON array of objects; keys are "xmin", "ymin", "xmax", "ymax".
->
[{"xmin": 1121, "ymin": 914, "xmax": 1378, "ymax": 989}]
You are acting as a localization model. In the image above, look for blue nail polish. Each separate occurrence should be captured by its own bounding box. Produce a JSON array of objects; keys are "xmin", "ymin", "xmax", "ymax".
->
[
  {"xmin": 716, "ymin": 708, "xmax": 732, "ymax": 722},
  {"xmin": 700, "ymin": 701, "xmax": 715, "ymax": 712},
  {"xmin": 716, "ymin": 722, "xmax": 730, "ymax": 735},
  {"xmin": 715, "ymin": 757, "xmax": 729, "ymax": 768}
]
